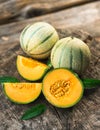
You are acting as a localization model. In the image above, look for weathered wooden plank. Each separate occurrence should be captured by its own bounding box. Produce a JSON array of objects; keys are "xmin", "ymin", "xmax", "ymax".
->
[
  {"xmin": 0, "ymin": 0, "xmax": 96, "ymax": 24},
  {"xmin": 0, "ymin": 28, "xmax": 100, "ymax": 130},
  {"xmin": 0, "ymin": 0, "xmax": 8, "ymax": 3},
  {"xmin": 0, "ymin": 0, "xmax": 33, "ymax": 23},
  {"xmin": 0, "ymin": 1, "xmax": 100, "ymax": 43},
  {"xmin": 20, "ymin": 0, "xmax": 95, "ymax": 19}
]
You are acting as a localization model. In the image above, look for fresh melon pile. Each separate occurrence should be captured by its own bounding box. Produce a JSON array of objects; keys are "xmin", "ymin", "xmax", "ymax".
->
[
  {"xmin": 2, "ymin": 22, "xmax": 93, "ymax": 108},
  {"xmin": 20, "ymin": 22, "xmax": 91, "ymax": 75}
]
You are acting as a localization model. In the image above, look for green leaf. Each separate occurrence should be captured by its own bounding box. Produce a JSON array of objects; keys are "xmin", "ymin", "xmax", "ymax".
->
[
  {"xmin": 46, "ymin": 59, "xmax": 53, "ymax": 68},
  {"xmin": 21, "ymin": 104, "xmax": 47, "ymax": 120},
  {"xmin": 0, "ymin": 76, "xmax": 19, "ymax": 84},
  {"xmin": 82, "ymin": 78, "xmax": 100, "ymax": 89}
]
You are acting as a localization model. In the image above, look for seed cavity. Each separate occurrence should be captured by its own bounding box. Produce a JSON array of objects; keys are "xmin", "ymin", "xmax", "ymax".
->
[
  {"xmin": 12, "ymin": 84, "xmax": 33, "ymax": 89},
  {"xmin": 50, "ymin": 80, "xmax": 71, "ymax": 98}
]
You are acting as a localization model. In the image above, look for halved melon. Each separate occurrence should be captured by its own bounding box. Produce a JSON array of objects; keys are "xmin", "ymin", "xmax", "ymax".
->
[
  {"xmin": 42, "ymin": 68, "xmax": 84, "ymax": 108},
  {"xmin": 3, "ymin": 83, "xmax": 42, "ymax": 104},
  {"xmin": 17, "ymin": 55, "xmax": 49, "ymax": 81}
]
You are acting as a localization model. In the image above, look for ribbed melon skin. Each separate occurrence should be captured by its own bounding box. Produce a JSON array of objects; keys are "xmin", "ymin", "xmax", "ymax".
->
[
  {"xmin": 51, "ymin": 37, "xmax": 91, "ymax": 75},
  {"xmin": 20, "ymin": 22, "xmax": 59, "ymax": 59}
]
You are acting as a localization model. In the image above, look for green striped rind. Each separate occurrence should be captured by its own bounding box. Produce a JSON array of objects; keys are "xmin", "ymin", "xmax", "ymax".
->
[
  {"xmin": 20, "ymin": 24, "xmax": 31, "ymax": 50},
  {"xmin": 51, "ymin": 37, "xmax": 72, "ymax": 68},
  {"xmin": 29, "ymin": 49, "xmax": 51, "ymax": 59},
  {"xmin": 51, "ymin": 37, "xmax": 91, "ymax": 75},
  {"xmin": 20, "ymin": 22, "xmax": 59, "ymax": 59}
]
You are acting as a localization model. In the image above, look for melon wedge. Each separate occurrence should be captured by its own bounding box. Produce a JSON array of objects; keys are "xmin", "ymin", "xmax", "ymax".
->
[
  {"xmin": 17, "ymin": 55, "xmax": 49, "ymax": 81},
  {"xmin": 3, "ymin": 83, "xmax": 42, "ymax": 104}
]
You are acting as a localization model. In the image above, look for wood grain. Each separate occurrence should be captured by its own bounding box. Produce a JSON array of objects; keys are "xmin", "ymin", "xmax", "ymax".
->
[
  {"xmin": 0, "ymin": 1, "xmax": 100, "ymax": 130},
  {"xmin": 0, "ymin": 1, "xmax": 100, "ymax": 64},
  {"xmin": 0, "ymin": 28, "xmax": 100, "ymax": 130},
  {"xmin": 0, "ymin": 1, "xmax": 100, "ymax": 41},
  {"xmin": 0, "ymin": 0, "xmax": 96, "ymax": 24}
]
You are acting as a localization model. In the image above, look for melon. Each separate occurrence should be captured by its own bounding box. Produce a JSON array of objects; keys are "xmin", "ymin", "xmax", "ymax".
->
[
  {"xmin": 3, "ymin": 83, "xmax": 42, "ymax": 104},
  {"xmin": 51, "ymin": 37, "xmax": 91, "ymax": 75},
  {"xmin": 42, "ymin": 68, "xmax": 84, "ymax": 108},
  {"xmin": 20, "ymin": 22, "xmax": 59, "ymax": 59},
  {"xmin": 17, "ymin": 55, "xmax": 49, "ymax": 81}
]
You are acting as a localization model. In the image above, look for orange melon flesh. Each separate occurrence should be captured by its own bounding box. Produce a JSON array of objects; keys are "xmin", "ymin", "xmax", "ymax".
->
[
  {"xmin": 3, "ymin": 83, "xmax": 42, "ymax": 104},
  {"xmin": 42, "ymin": 69, "xmax": 83, "ymax": 108},
  {"xmin": 17, "ymin": 55, "xmax": 49, "ymax": 81}
]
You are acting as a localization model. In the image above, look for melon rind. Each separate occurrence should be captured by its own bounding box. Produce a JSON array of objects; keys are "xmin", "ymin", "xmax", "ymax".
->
[
  {"xmin": 51, "ymin": 37, "xmax": 91, "ymax": 75},
  {"xmin": 20, "ymin": 22, "xmax": 59, "ymax": 59}
]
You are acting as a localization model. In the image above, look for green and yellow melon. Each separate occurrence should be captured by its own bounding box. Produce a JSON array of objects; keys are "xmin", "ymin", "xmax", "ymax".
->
[
  {"xmin": 51, "ymin": 37, "xmax": 91, "ymax": 75},
  {"xmin": 3, "ymin": 83, "xmax": 42, "ymax": 104},
  {"xmin": 42, "ymin": 68, "xmax": 84, "ymax": 108},
  {"xmin": 17, "ymin": 55, "xmax": 49, "ymax": 81},
  {"xmin": 20, "ymin": 22, "xmax": 59, "ymax": 59}
]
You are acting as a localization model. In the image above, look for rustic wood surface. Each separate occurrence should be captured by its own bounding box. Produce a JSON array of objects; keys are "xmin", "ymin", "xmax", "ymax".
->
[
  {"xmin": 0, "ymin": 28, "xmax": 100, "ymax": 130},
  {"xmin": 0, "ymin": 0, "xmax": 95, "ymax": 24},
  {"xmin": 0, "ymin": 1, "xmax": 100, "ymax": 55},
  {"xmin": 0, "ymin": 0, "xmax": 100, "ymax": 130}
]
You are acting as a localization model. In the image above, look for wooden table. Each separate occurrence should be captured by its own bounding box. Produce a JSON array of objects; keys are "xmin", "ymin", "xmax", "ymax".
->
[{"xmin": 0, "ymin": 0, "xmax": 100, "ymax": 130}]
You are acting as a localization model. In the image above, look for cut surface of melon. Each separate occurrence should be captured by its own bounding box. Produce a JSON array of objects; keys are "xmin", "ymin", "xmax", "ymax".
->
[
  {"xmin": 3, "ymin": 83, "xmax": 42, "ymax": 104},
  {"xmin": 42, "ymin": 68, "xmax": 84, "ymax": 108},
  {"xmin": 17, "ymin": 55, "xmax": 49, "ymax": 81}
]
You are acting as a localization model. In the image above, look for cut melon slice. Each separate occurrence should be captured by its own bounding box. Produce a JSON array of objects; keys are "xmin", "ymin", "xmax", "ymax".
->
[
  {"xmin": 3, "ymin": 83, "xmax": 42, "ymax": 104},
  {"xmin": 17, "ymin": 55, "xmax": 49, "ymax": 81}
]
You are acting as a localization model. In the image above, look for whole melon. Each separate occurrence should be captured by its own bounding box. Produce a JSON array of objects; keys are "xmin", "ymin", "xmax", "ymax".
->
[
  {"xmin": 51, "ymin": 37, "xmax": 91, "ymax": 75},
  {"xmin": 20, "ymin": 22, "xmax": 59, "ymax": 59}
]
